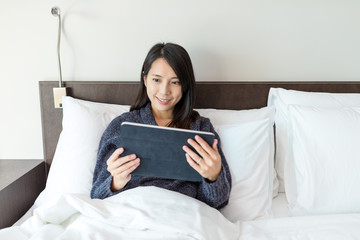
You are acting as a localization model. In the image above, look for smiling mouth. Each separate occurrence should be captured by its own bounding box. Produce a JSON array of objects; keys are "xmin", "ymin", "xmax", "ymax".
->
[{"xmin": 156, "ymin": 96, "xmax": 171, "ymax": 104}]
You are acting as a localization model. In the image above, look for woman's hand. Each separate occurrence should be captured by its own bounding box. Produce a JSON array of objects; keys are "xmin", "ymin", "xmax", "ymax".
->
[
  {"xmin": 182, "ymin": 135, "xmax": 222, "ymax": 182},
  {"xmin": 107, "ymin": 148, "xmax": 140, "ymax": 192}
]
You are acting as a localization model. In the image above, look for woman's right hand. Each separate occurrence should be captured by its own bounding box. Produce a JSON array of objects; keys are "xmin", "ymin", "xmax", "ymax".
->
[{"xmin": 107, "ymin": 147, "xmax": 140, "ymax": 192}]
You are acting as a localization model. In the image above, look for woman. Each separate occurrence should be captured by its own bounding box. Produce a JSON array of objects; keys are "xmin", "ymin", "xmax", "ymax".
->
[{"xmin": 91, "ymin": 43, "xmax": 231, "ymax": 209}]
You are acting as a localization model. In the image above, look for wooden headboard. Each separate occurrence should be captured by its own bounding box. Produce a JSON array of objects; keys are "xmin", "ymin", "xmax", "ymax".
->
[{"xmin": 39, "ymin": 81, "xmax": 360, "ymax": 169}]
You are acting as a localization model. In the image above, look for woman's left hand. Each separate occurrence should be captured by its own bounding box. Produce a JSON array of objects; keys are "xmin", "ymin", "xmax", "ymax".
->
[{"xmin": 182, "ymin": 135, "xmax": 222, "ymax": 182}]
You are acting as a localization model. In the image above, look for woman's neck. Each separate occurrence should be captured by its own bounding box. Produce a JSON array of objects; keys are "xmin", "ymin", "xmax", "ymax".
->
[
  {"xmin": 155, "ymin": 117, "xmax": 172, "ymax": 127},
  {"xmin": 152, "ymin": 109, "xmax": 173, "ymax": 127}
]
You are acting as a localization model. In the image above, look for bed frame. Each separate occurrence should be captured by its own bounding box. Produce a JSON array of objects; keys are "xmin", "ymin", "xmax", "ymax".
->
[{"xmin": 39, "ymin": 80, "xmax": 360, "ymax": 171}]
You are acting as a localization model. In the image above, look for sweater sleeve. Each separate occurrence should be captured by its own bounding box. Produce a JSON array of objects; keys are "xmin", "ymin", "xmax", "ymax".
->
[
  {"xmin": 196, "ymin": 121, "xmax": 232, "ymax": 209},
  {"xmin": 90, "ymin": 116, "xmax": 126, "ymax": 199}
]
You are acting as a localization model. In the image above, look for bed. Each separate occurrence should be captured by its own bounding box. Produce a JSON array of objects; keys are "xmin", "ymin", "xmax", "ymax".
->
[{"xmin": 1, "ymin": 80, "xmax": 360, "ymax": 239}]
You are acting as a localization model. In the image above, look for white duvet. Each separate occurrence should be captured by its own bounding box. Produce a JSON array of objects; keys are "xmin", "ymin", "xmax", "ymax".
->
[
  {"xmin": 1, "ymin": 187, "xmax": 360, "ymax": 240},
  {"xmin": 0, "ymin": 187, "xmax": 240, "ymax": 240}
]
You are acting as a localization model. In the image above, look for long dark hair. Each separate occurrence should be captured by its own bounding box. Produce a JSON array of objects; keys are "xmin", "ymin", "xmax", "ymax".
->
[{"xmin": 130, "ymin": 42, "xmax": 199, "ymax": 129}]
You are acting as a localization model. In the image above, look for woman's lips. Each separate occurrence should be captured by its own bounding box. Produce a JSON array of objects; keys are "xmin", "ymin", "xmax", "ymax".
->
[{"xmin": 156, "ymin": 96, "xmax": 171, "ymax": 104}]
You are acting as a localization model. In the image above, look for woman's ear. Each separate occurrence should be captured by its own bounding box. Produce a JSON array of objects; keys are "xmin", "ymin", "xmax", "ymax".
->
[{"xmin": 143, "ymin": 73, "xmax": 147, "ymax": 87}]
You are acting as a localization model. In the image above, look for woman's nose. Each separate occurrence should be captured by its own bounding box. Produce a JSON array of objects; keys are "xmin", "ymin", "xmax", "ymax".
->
[{"xmin": 159, "ymin": 82, "xmax": 170, "ymax": 95}]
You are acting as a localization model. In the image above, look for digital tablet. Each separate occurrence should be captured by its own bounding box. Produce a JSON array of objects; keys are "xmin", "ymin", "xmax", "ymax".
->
[{"xmin": 119, "ymin": 122, "xmax": 215, "ymax": 182}]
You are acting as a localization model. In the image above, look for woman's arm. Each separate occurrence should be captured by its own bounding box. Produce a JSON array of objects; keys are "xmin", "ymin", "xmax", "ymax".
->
[
  {"xmin": 183, "ymin": 119, "xmax": 232, "ymax": 209},
  {"xmin": 91, "ymin": 115, "xmax": 131, "ymax": 199},
  {"xmin": 90, "ymin": 140, "xmax": 118, "ymax": 199},
  {"xmin": 197, "ymin": 150, "xmax": 232, "ymax": 209}
]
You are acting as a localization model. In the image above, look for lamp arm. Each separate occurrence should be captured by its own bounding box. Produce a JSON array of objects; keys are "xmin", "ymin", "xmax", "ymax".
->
[
  {"xmin": 51, "ymin": 7, "xmax": 67, "ymax": 108},
  {"xmin": 51, "ymin": 7, "xmax": 63, "ymax": 88},
  {"xmin": 57, "ymin": 14, "xmax": 63, "ymax": 88}
]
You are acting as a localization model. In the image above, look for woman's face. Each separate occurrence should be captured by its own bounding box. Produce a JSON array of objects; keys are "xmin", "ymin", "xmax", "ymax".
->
[{"xmin": 144, "ymin": 58, "xmax": 183, "ymax": 119}]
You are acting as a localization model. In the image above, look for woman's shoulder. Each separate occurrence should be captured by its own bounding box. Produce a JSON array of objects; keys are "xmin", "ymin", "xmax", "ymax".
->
[
  {"xmin": 193, "ymin": 111, "xmax": 214, "ymax": 131},
  {"xmin": 193, "ymin": 110, "xmax": 209, "ymax": 122},
  {"xmin": 100, "ymin": 110, "xmax": 141, "ymax": 141},
  {"xmin": 117, "ymin": 110, "xmax": 140, "ymax": 120},
  {"xmin": 107, "ymin": 110, "xmax": 141, "ymax": 129}
]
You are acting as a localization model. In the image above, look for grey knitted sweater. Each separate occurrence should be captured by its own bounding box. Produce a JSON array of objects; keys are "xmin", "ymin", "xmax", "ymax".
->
[{"xmin": 90, "ymin": 103, "xmax": 232, "ymax": 209}]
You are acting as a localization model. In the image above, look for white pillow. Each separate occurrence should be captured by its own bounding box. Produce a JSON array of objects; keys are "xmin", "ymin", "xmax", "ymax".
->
[
  {"xmin": 35, "ymin": 96, "xmax": 130, "ymax": 206},
  {"xmin": 268, "ymin": 88, "xmax": 360, "ymax": 192},
  {"xmin": 286, "ymin": 105, "xmax": 360, "ymax": 215},
  {"xmin": 198, "ymin": 107, "xmax": 276, "ymax": 221}
]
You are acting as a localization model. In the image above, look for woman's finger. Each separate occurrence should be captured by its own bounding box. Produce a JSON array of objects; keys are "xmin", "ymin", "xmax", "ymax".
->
[
  {"xmin": 194, "ymin": 135, "xmax": 220, "ymax": 160},
  {"xmin": 107, "ymin": 152, "xmax": 137, "ymax": 172},
  {"xmin": 210, "ymin": 139, "xmax": 220, "ymax": 159},
  {"xmin": 112, "ymin": 158, "xmax": 140, "ymax": 177},
  {"xmin": 185, "ymin": 153, "xmax": 201, "ymax": 172},
  {"xmin": 107, "ymin": 148, "xmax": 124, "ymax": 165},
  {"xmin": 194, "ymin": 135, "xmax": 214, "ymax": 153},
  {"xmin": 186, "ymin": 138, "xmax": 209, "ymax": 159},
  {"xmin": 182, "ymin": 145, "xmax": 205, "ymax": 164}
]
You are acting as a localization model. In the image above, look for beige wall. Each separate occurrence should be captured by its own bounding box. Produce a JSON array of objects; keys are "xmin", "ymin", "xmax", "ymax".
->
[{"xmin": 1, "ymin": 0, "xmax": 360, "ymax": 159}]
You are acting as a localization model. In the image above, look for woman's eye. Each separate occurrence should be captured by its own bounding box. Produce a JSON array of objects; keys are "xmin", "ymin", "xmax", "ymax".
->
[
  {"xmin": 172, "ymin": 81, "xmax": 181, "ymax": 85},
  {"xmin": 152, "ymin": 78, "xmax": 159, "ymax": 82}
]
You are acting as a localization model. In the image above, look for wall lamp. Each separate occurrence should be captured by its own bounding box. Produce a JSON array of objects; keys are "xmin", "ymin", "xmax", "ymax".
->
[{"xmin": 51, "ymin": 6, "xmax": 67, "ymax": 108}]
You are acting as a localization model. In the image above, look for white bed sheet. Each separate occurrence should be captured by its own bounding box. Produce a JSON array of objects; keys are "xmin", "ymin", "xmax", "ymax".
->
[
  {"xmin": 239, "ymin": 213, "xmax": 360, "ymax": 239},
  {"xmin": 238, "ymin": 193, "xmax": 360, "ymax": 239},
  {"xmin": 270, "ymin": 192, "xmax": 289, "ymax": 218}
]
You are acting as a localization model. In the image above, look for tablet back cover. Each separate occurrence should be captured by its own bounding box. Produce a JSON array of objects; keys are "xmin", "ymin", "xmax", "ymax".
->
[{"xmin": 119, "ymin": 122, "xmax": 215, "ymax": 182}]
